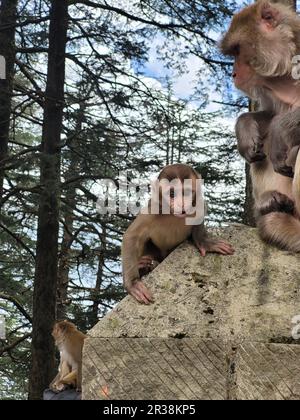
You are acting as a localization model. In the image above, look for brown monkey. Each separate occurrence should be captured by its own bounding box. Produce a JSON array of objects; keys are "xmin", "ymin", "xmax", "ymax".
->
[
  {"xmin": 122, "ymin": 164, "xmax": 235, "ymax": 305},
  {"xmin": 50, "ymin": 321, "xmax": 87, "ymax": 393},
  {"xmin": 221, "ymin": 0, "xmax": 300, "ymax": 175},
  {"xmin": 221, "ymin": 0, "xmax": 300, "ymax": 251}
]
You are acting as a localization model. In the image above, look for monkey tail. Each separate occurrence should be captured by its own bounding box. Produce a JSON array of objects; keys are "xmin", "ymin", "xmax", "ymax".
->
[{"xmin": 293, "ymin": 149, "xmax": 300, "ymax": 216}]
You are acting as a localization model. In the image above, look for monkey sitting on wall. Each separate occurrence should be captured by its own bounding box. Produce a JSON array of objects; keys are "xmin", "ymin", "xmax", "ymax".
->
[
  {"xmin": 221, "ymin": 0, "xmax": 300, "ymax": 252},
  {"xmin": 50, "ymin": 321, "xmax": 87, "ymax": 393},
  {"xmin": 122, "ymin": 164, "xmax": 235, "ymax": 305}
]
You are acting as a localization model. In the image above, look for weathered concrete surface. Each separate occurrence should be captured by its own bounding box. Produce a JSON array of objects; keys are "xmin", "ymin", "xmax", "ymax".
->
[
  {"xmin": 234, "ymin": 343, "xmax": 300, "ymax": 400},
  {"xmin": 84, "ymin": 339, "xmax": 228, "ymax": 400},
  {"xmin": 83, "ymin": 225, "xmax": 300, "ymax": 400}
]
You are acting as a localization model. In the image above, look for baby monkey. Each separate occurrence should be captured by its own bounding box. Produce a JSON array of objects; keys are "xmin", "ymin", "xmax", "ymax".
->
[{"xmin": 122, "ymin": 164, "xmax": 234, "ymax": 304}]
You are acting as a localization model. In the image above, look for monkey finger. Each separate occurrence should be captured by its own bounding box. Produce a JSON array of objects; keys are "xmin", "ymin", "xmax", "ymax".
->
[
  {"xmin": 131, "ymin": 288, "xmax": 148, "ymax": 304},
  {"xmin": 273, "ymin": 162, "xmax": 294, "ymax": 178},
  {"xmin": 247, "ymin": 152, "xmax": 266, "ymax": 163},
  {"xmin": 218, "ymin": 242, "xmax": 235, "ymax": 251},
  {"xmin": 219, "ymin": 243, "xmax": 235, "ymax": 253},
  {"xmin": 138, "ymin": 256, "xmax": 154, "ymax": 268},
  {"xmin": 211, "ymin": 243, "xmax": 234, "ymax": 255},
  {"xmin": 138, "ymin": 262, "xmax": 152, "ymax": 269},
  {"xmin": 131, "ymin": 282, "xmax": 154, "ymax": 305},
  {"xmin": 219, "ymin": 246, "xmax": 235, "ymax": 254},
  {"xmin": 213, "ymin": 241, "xmax": 235, "ymax": 251},
  {"xmin": 138, "ymin": 285, "xmax": 155, "ymax": 304},
  {"xmin": 214, "ymin": 247, "xmax": 230, "ymax": 255},
  {"xmin": 140, "ymin": 256, "xmax": 153, "ymax": 263},
  {"xmin": 198, "ymin": 246, "xmax": 207, "ymax": 257}
]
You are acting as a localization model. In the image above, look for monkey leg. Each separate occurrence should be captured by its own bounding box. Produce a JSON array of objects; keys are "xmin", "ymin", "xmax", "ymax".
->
[
  {"xmin": 257, "ymin": 212, "xmax": 300, "ymax": 252},
  {"xmin": 50, "ymin": 373, "xmax": 64, "ymax": 392},
  {"xmin": 61, "ymin": 370, "xmax": 77, "ymax": 387},
  {"xmin": 50, "ymin": 360, "xmax": 71, "ymax": 392},
  {"xmin": 52, "ymin": 371, "xmax": 77, "ymax": 393}
]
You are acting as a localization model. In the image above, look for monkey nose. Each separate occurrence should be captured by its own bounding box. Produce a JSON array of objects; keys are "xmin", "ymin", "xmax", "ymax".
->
[{"xmin": 232, "ymin": 72, "xmax": 237, "ymax": 78}]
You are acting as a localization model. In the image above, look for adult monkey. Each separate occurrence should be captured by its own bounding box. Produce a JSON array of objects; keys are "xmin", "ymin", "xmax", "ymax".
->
[
  {"xmin": 50, "ymin": 321, "xmax": 86, "ymax": 393},
  {"xmin": 221, "ymin": 0, "xmax": 300, "ymax": 251}
]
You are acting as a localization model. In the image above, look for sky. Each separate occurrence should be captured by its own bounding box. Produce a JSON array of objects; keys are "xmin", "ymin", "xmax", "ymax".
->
[
  {"xmin": 134, "ymin": 0, "xmax": 299, "ymax": 112},
  {"xmin": 134, "ymin": 1, "xmax": 251, "ymax": 111}
]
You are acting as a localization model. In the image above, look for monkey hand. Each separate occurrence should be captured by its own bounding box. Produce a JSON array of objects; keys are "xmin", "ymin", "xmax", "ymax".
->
[
  {"xmin": 236, "ymin": 112, "xmax": 267, "ymax": 164},
  {"xmin": 138, "ymin": 255, "xmax": 160, "ymax": 277},
  {"xmin": 272, "ymin": 145, "xmax": 300, "ymax": 179},
  {"xmin": 127, "ymin": 280, "xmax": 154, "ymax": 305},
  {"xmin": 50, "ymin": 381, "xmax": 66, "ymax": 393},
  {"xmin": 245, "ymin": 141, "xmax": 267, "ymax": 164},
  {"xmin": 270, "ymin": 144, "xmax": 294, "ymax": 178},
  {"xmin": 196, "ymin": 239, "xmax": 235, "ymax": 257},
  {"xmin": 269, "ymin": 114, "xmax": 299, "ymax": 178}
]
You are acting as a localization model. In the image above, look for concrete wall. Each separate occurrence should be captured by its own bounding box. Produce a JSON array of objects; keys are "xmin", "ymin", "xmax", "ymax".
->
[{"xmin": 83, "ymin": 225, "xmax": 300, "ymax": 400}]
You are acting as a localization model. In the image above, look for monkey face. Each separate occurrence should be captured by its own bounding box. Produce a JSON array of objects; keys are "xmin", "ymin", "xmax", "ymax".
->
[
  {"xmin": 159, "ymin": 177, "xmax": 199, "ymax": 218},
  {"xmin": 52, "ymin": 320, "xmax": 76, "ymax": 340},
  {"xmin": 232, "ymin": 55, "xmax": 260, "ymax": 93},
  {"xmin": 221, "ymin": 0, "xmax": 300, "ymax": 90}
]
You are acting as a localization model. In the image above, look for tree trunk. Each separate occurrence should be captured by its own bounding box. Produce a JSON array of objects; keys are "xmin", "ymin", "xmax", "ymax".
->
[
  {"xmin": 28, "ymin": 0, "xmax": 68, "ymax": 400},
  {"xmin": 90, "ymin": 226, "xmax": 107, "ymax": 326},
  {"xmin": 56, "ymin": 187, "xmax": 75, "ymax": 320},
  {"xmin": 0, "ymin": 0, "xmax": 17, "ymax": 204},
  {"xmin": 243, "ymin": 164, "xmax": 255, "ymax": 226},
  {"xmin": 57, "ymin": 103, "xmax": 85, "ymax": 320}
]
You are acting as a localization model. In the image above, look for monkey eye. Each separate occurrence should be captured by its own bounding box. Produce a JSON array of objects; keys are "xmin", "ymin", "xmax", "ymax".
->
[{"xmin": 262, "ymin": 10, "xmax": 274, "ymax": 21}]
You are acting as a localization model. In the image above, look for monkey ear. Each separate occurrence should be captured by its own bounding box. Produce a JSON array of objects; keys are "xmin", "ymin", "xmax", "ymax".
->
[{"xmin": 259, "ymin": 2, "xmax": 280, "ymax": 29}]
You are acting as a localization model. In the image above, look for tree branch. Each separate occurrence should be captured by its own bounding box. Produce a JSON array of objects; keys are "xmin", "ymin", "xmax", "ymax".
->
[
  {"xmin": 0, "ymin": 223, "xmax": 36, "ymax": 260},
  {"xmin": 0, "ymin": 293, "xmax": 32, "ymax": 323},
  {"xmin": 0, "ymin": 333, "xmax": 31, "ymax": 356}
]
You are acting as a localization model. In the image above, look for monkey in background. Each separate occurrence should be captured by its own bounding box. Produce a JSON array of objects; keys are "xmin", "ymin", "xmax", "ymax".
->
[
  {"xmin": 221, "ymin": 0, "xmax": 300, "ymax": 176},
  {"xmin": 122, "ymin": 164, "xmax": 235, "ymax": 305},
  {"xmin": 221, "ymin": 0, "xmax": 300, "ymax": 252},
  {"xmin": 50, "ymin": 320, "xmax": 87, "ymax": 393}
]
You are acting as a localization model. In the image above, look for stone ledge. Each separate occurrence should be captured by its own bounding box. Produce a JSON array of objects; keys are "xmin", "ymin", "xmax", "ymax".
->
[
  {"xmin": 83, "ymin": 225, "xmax": 300, "ymax": 400},
  {"xmin": 83, "ymin": 338, "xmax": 300, "ymax": 400}
]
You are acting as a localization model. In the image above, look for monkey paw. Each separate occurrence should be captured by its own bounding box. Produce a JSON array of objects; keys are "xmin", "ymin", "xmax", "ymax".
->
[
  {"xmin": 128, "ymin": 281, "xmax": 154, "ymax": 305},
  {"xmin": 51, "ymin": 382, "xmax": 66, "ymax": 393},
  {"xmin": 138, "ymin": 256, "xmax": 160, "ymax": 277},
  {"xmin": 197, "ymin": 240, "xmax": 235, "ymax": 257},
  {"xmin": 272, "ymin": 160, "xmax": 294, "ymax": 178},
  {"xmin": 246, "ymin": 144, "xmax": 266, "ymax": 164},
  {"xmin": 269, "ymin": 144, "xmax": 293, "ymax": 177}
]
